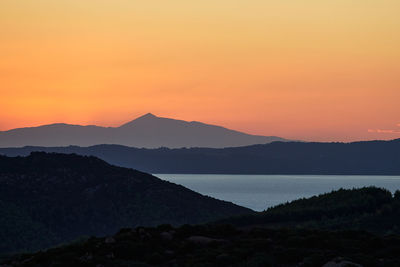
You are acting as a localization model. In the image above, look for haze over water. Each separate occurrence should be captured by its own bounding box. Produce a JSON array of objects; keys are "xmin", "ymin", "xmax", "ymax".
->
[{"xmin": 157, "ymin": 174, "xmax": 400, "ymax": 211}]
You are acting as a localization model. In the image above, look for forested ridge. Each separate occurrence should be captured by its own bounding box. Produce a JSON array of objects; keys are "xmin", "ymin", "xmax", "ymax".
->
[
  {"xmin": 0, "ymin": 153, "xmax": 251, "ymax": 255},
  {"xmin": 219, "ymin": 187, "xmax": 400, "ymax": 234}
]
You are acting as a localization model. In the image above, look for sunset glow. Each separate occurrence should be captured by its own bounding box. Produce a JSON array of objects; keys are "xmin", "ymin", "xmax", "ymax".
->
[{"xmin": 1, "ymin": 0, "xmax": 399, "ymax": 141}]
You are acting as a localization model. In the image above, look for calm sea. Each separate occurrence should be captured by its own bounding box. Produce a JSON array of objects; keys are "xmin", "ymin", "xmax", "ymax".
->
[{"xmin": 155, "ymin": 174, "xmax": 400, "ymax": 211}]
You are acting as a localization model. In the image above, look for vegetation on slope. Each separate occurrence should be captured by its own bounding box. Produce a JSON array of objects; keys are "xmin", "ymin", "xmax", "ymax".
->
[
  {"xmin": 0, "ymin": 200, "xmax": 55, "ymax": 254},
  {"xmin": 219, "ymin": 187, "xmax": 400, "ymax": 234}
]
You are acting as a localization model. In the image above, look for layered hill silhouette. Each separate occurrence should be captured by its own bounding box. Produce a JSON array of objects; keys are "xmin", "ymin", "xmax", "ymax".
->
[
  {"xmin": 4, "ymin": 187, "xmax": 400, "ymax": 266},
  {"xmin": 0, "ymin": 152, "xmax": 252, "ymax": 254},
  {"xmin": 2, "ymin": 138, "xmax": 400, "ymax": 174},
  {"xmin": 0, "ymin": 113, "xmax": 287, "ymax": 148}
]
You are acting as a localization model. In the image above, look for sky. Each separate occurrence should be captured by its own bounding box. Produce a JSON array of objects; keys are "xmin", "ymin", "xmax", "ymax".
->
[{"xmin": 1, "ymin": 0, "xmax": 399, "ymax": 141}]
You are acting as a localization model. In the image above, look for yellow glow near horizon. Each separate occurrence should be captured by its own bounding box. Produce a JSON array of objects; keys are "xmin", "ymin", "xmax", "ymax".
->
[{"xmin": 1, "ymin": 0, "xmax": 399, "ymax": 141}]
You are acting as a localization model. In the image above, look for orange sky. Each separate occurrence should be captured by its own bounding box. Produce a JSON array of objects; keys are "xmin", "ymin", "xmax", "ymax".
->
[{"xmin": 1, "ymin": 0, "xmax": 399, "ymax": 141}]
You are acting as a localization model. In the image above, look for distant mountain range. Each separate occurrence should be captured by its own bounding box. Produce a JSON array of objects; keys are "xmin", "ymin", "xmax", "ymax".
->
[
  {"xmin": 1, "ymin": 139, "xmax": 400, "ymax": 175},
  {"xmin": 0, "ymin": 113, "xmax": 287, "ymax": 148},
  {"xmin": 0, "ymin": 152, "xmax": 251, "ymax": 254}
]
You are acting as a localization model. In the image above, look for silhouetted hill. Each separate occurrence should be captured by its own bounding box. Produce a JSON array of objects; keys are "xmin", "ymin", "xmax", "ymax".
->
[
  {"xmin": 0, "ymin": 153, "xmax": 252, "ymax": 254},
  {"xmin": 219, "ymin": 187, "xmax": 400, "ymax": 234},
  {"xmin": 4, "ymin": 188, "xmax": 400, "ymax": 266},
  {"xmin": 2, "ymin": 139, "xmax": 400, "ymax": 174},
  {"xmin": 0, "ymin": 113, "xmax": 287, "ymax": 148}
]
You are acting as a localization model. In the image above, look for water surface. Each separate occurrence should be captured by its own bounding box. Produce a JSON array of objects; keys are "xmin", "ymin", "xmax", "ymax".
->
[{"xmin": 155, "ymin": 174, "xmax": 400, "ymax": 211}]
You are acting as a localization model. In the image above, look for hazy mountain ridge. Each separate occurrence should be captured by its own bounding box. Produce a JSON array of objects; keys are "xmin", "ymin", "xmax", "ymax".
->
[
  {"xmin": 0, "ymin": 113, "xmax": 287, "ymax": 148},
  {"xmin": 0, "ymin": 152, "xmax": 252, "ymax": 254},
  {"xmin": 2, "ymin": 138, "xmax": 400, "ymax": 175}
]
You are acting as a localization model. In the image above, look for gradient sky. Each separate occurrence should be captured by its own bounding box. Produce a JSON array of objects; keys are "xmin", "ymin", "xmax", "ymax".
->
[{"xmin": 1, "ymin": 0, "xmax": 399, "ymax": 141}]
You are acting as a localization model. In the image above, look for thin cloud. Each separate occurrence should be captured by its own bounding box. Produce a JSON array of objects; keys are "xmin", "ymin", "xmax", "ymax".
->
[
  {"xmin": 368, "ymin": 129, "xmax": 400, "ymax": 134},
  {"xmin": 368, "ymin": 123, "xmax": 400, "ymax": 134}
]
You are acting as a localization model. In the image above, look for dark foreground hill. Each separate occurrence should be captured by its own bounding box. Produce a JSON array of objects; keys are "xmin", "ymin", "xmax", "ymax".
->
[
  {"xmin": 0, "ymin": 113, "xmax": 286, "ymax": 148},
  {"xmin": 3, "ymin": 188, "xmax": 400, "ymax": 266},
  {"xmin": 0, "ymin": 153, "xmax": 252, "ymax": 255},
  {"xmin": 3, "ymin": 225, "xmax": 400, "ymax": 267},
  {"xmin": 2, "ymin": 138, "xmax": 400, "ymax": 174}
]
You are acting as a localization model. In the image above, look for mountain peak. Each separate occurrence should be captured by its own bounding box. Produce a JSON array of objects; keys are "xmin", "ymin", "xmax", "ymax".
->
[
  {"xmin": 119, "ymin": 113, "xmax": 159, "ymax": 128},
  {"xmin": 139, "ymin": 112, "xmax": 157, "ymax": 119}
]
